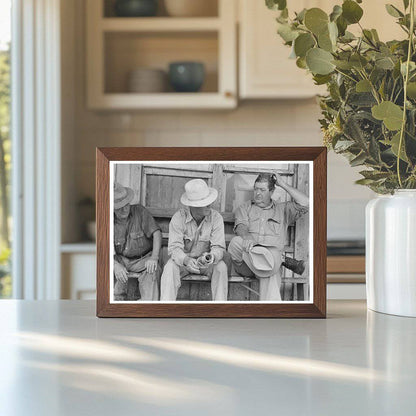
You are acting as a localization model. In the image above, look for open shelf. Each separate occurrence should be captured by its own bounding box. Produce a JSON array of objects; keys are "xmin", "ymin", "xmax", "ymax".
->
[
  {"xmin": 104, "ymin": 31, "xmax": 218, "ymax": 94},
  {"xmin": 86, "ymin": 0, "xmax": 236, "ymax": 109}
]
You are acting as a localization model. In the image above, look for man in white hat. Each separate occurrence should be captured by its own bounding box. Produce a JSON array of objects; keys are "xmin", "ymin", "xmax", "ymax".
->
[
  {"xmin": 160, "ymin": 179, "xmax": 228, "ymax": 301},
  {"xmin": 228, "ymin": 172, "xmax": 309, "ymax": 301},
  {"xmin": 113, "ymin": 183, "xmax": 162, "ymax": 301}
]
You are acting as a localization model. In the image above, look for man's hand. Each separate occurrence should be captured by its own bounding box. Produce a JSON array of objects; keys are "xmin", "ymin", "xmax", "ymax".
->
[
  {"xmin": 114, "ymin": 261, "xmax": 128, "ymax": 284},
  {"xmin": 242, "ymin": 237, "xmax": 254, "ymax": 253},
  {"xmin": 197, "ymin": 252, "xmax": 214, "ymax": 268},
  {"xmin": 184, "ymin": 256, "xmax": 201, "ymax": 274},
  {"xmin": 273, "ymin": 172, "xmax": 285, "ymax": 188},
  {"xmin": 145, "ymin": 258, "xmax": 158, "ymax": 274}
]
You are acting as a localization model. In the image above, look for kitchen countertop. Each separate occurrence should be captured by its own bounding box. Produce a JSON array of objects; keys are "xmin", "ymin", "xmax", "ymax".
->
[{"xmin": 0, "ymin": 300, "xmax": 415, "ymax": 415}]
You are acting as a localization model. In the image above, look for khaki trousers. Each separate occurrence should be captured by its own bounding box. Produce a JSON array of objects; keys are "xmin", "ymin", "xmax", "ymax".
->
[
  {"xmin": 160, "ymin": 259, "xmax": 228, "ymax": 301},
  {"xmin": 228, "ymin": 236, "xmax": 282, "ymax": 301},
  {"xmin": 114, "ymin": 253, "xmax": 160, "ymax": 301}
]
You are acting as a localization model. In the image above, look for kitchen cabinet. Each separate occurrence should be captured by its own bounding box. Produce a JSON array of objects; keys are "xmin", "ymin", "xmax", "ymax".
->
[
  {"xmin": 86, "ymin": 0, "xmax": 237, "ymax": 109},
  {"xmin": 238, "ymin": 0, "xmax": 405, "ymax": 99},
  {"xmin": 238, "ymin": 0, "xmax": 325, "ymax": 99}
]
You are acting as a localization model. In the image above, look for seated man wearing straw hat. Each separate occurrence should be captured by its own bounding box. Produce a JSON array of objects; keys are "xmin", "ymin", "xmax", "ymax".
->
[
  {"xmin": 160, "ymin": 179, "xmax": 228, "ymax": 301},
  {"xmin": 228, "ymin": 173, "xmax": 308, "ymax": 301},
  {"xmin": 113, "ymin": 183, "xmax": 162, "ymax": 301}
]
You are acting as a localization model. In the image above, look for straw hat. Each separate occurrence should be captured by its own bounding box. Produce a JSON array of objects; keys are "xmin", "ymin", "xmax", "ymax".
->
[
  {"xmin": 114, "ymin": 183, "xmax": 134, "ymax": 209},
  {"xmin": 180, "ymin": 179, "xmax": 218, "ymax": 207},
  {"xmin": 242, "ymin": 244, "xmax": 281, "ymax": 278}
]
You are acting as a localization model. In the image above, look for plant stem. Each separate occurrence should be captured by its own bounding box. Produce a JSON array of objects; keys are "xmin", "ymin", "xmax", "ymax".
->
[
  {"xmin": 334, "ymin": 68, "xmax": 357, "ymax": 83},
  {"xmin": 397, "ymin": 0, "xmax": 415, "ymax": 188}
]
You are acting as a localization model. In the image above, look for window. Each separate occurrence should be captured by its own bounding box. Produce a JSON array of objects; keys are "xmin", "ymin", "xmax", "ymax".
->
[{"xmin": 0, "ymin": 0, "xmax": 11, "ymax": 298}]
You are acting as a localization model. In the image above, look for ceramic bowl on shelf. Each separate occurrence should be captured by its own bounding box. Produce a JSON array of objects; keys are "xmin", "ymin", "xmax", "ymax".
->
[
  {"xmin": 127, "ymin": 68, "xmax": 167, "ymax": 93},
  {"xmin": 164, "ymin": 0, "xmax": 217, "ymax": 17},
  {"xmin": 168, "ymin": 62, "xmax": 205, "ymax": 92},
  {"xmin": 114, "ymin": 0, "xmax": 158, "ymax": 17}
]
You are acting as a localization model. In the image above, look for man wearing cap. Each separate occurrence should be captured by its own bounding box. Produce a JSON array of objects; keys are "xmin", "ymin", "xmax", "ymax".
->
[
  {"xmin": 228, "ymin": 172, "xmax": 309, "ymax": 301},
  {"xmin": 160, "ymin": 179, "xmax": 228, "ymax": 301},
  {"xmin": 113, "ymin": 183, "xmax": 162, "ymax": 301}
]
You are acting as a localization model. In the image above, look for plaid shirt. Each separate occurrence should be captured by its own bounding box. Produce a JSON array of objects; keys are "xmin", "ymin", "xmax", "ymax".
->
[{"xmin": 168, "ymin": 207, "xmax": 225, "ymax": 266}]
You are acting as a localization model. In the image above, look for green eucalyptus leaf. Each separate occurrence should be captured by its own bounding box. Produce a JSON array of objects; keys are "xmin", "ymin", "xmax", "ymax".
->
[
  {"xmin": 350, "ymin": 53, "xmax": 368, "ymax": 69},
  {"xmin": 295, "ymin": 8, "xmax": 307, "ymax": 22},
  {"xmin": 379, "ymin": 78, "xmax": 386, "ymax": 99},
  {"xmin": 363, "ymin": 29, "xmax": 374, "ymax": 44},
  {"xmin": 336, "ymin": 15, "xmax": 348, "ymax": 36},
  {"xmin": 355, "ymin": 178, "xmax": 377, "ymax": 185},
  {"xmin": 393, "ymin": 61, "xmax": 402, "ymax": 78},
  {"xmin": 277, "ymin": 23, "xmax": 299, "ymax": 42},
  {"xmin": 381, "ymin": 132, "xmax": 409, "ymax": 162},
  {"xmin": 356, "ymin": 79, "xmax": 372, "ymax": 92},
  {"xmin": 375, "ymin": 56, "xmax": 396, "ymax": 70},
  {"xmin": 370, "ymin": 67, "xmax": 386, "ymax": 84},
  {"xmin": 328, "ymin": 21, "xmax": 338, "ymax": 44},
  {"xmin": 266, "ymin": 0, "xmax": 287, "ymax": 11},
  {"xmin": 304, "ymin": 8, "xmax": 329, "ymax": 35},
  {"xmin": 371, "ymin": 29, "xmax": 380, "ymax": 42},
  {"xmin": 342, "ymin": 0, "xmax": 363, "ymax": 24},
  {"xmin": 349, "ymin": 92, "xmax": 377, "ymax": 107},
  {"xmin": 359, "ymin": 170, "xmax": 391, "ymax": 180},
  {"xmin": 296, "ymin": 57, "xmax": 307, "ymax": 69},
  {"xmin": 407, "ymin": 82, "xmax": 416, "ymax": 99},
  {"xmin": 369, "ymin": 136, "xmax": 381, "ymax": 162},
  {"xmin": 350, "ymin": 152, "xmax": 368, "ymax": 167},
  {"xmin": 318, "ymin": 31, "xmax": 334, "ymax": 52},
  {"xmin": 385, "ymin": 4, "xmax": 404, "ymax": 18},
  {"xmin": 372, "ymin": 101, "xmax": 404, "ymax": 130},
  {"xmin": 306, "ymin": 48, "xmax": 335, "ymax": 75},
  {"xmin": 333, "ymin": 59, "xmax": 353, "ymax": 70},
  {"xmin": 313, "ymin": 74, "xmax": 332, "ymax": 85},
  {"xmin": 401, "ymin": 61, "xmax": 416, "ymax": 76},
  {"xmin": 330, "ymin": 5, "xmax": 343, "ymax": 22},
  {"xmin": 294, "ymin": 33, "xmax": 315, "ymax": 57},
  {"xmin": 334, "ymin": 139, "xmax": 355, "ymax": 152},
  {"xmin": 339, "ymin": 31, "xmax": 356, "ymax": 42}
]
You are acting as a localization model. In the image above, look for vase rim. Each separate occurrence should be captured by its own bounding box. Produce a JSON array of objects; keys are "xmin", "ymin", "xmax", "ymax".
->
[{"xmin": 395, "ymin": 189, "xmax": 416, "ymax": 194}]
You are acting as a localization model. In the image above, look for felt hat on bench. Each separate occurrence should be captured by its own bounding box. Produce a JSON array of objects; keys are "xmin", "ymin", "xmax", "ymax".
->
[
  {"xmin": 180, "ymin": 179, "xmax": 218, "ymax": 207},
  {"xmin": 242, "ymin": 244, "xmax": 281, "ymax": 278}
]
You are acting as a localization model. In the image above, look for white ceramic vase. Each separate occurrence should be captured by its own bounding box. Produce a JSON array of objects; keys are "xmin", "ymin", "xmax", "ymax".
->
[{"xmin": 366, "ymin": 190, "xmax": 416, "ymax": 317}]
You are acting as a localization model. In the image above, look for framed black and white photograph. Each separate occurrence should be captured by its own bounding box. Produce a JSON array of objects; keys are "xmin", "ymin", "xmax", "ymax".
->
[{"xmin": 96, "ymin": 147, "xmax": 327, "ymax": 317}]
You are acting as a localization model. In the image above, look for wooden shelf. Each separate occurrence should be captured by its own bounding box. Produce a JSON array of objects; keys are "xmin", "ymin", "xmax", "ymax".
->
[
  {"xmin": 89, "ymin": 92, "xmax": 235, "ymax": 110},
  {"xmin": 101, "ymin": 17, "xmax": 221, "ymax": 32}
]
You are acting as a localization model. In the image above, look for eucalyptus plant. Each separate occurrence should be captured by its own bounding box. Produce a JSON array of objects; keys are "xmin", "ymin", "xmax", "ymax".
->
[{"xmin": 266, "ymin": 0, "xmax": 416, "ymax": 193}]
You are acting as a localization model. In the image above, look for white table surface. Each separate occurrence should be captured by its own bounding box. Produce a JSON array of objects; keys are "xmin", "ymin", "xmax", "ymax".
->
[{"xmin": 0, "ymin": 300, "xmax": 415, "ymax": 416}]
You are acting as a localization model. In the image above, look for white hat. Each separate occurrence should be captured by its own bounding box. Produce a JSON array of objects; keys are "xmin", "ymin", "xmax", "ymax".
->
[
  {"xmin": 242, "ymin": 244, "xmax": 281, "ymax": 278},
  {"xmin": 180, "ymin": 179, "xmax": 218, "ymax": 207}
]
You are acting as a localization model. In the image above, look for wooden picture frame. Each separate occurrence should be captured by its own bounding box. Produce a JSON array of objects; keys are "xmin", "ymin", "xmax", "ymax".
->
[{"xmin": 96, "ymin": 147, "xmax": 327, "ymax": 318}]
